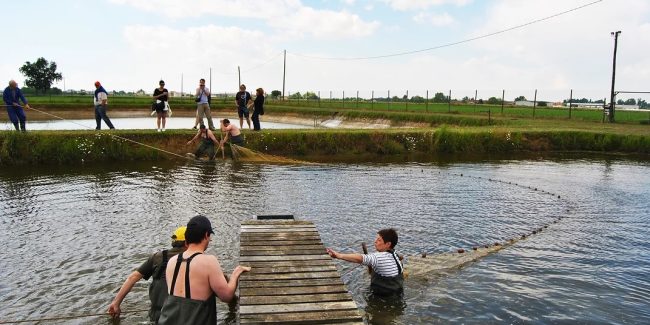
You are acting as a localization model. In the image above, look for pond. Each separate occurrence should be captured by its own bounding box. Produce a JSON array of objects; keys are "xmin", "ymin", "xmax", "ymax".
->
[
  {"xmin": 0, "ymin": 117, "xmax": 313, "ymax": 131},
  {"xmin": 0, "ymin": 156, "xmax": 648, "ymax": 324}
]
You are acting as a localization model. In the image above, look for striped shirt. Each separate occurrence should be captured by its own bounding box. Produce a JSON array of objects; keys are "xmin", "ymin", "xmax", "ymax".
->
[{"xmin": 361, "ymin": 251, "xmax": 403, "ymax": 277}]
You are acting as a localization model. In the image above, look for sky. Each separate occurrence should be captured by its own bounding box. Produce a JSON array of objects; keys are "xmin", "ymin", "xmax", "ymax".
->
[{"xmin": 3, "ymin": 0, "xmax": 649, "ymax": 102}]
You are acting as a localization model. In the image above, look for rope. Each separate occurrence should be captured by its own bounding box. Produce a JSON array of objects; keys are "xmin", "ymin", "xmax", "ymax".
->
[
  {"xmin": 0, "ymin": 308, "xmax": 149, "ymax": 324},
  {"xmin": 4, "ymin": 104, "xmax": 187, "ymax": 159}
]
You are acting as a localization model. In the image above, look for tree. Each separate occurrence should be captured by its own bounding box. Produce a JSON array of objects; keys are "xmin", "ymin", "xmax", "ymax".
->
[
  {"xmin": 19, "ymin": 57, "xmax": 63, "ymax": 94},
  {"xmin": 289, "ymin": 92, "xmax": 302, "ymax": 99},
  {"xmin": 432, "ymin": 92, "xmax": 447, "ymax": 103},
  {"xmin": 303, "ymin": 91, "xmax": 319, "ymax": 100},
  {"xmin": 514, "ymin": 95, "xmax": 527, "ymax": 101},
  {"xmin": 271, "ymin": 90, "xmax": 282, "ymax": 99},
  {"xmin": 410, "ymin": 95, "xmax": 425, "ymax": 103},
  {"xmin": 487, "ymin": 97, "xmax": 501, "ymax": 105}
]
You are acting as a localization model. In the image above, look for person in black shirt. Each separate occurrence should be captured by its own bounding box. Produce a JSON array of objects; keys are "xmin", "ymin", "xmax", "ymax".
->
[
  {"xmin": 251, "ymin": 88, "xmax": 265, "ymax": 131},
  {"xmin": 235, "ymin": 84, "xmax": 252, "ymax": 130},
  {"xmin": 153, "ymin": 80, "xmax": 169, "ymax": 132}
]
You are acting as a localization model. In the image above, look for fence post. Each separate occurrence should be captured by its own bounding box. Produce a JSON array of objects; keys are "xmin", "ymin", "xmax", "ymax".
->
[
  {"xmin": 568, "ymin": 89, "xmax": 572, "ymax": 119},
  {"xmin": 426, "ymin": 90, "xmax": 429, "ymax": 112},
  {"xmin": 533, "ymin": 89, "xmax": 537, "ymax": 118},
  {"xmin": 356, "ymin": 90, "xmax": 359, "ymax": 109},
  {"xmin": 343, "ymin": 90, "xmax": 345, "ymax": 109},
  {"xmin": 330, "ymin": 90, "xmax": 332, "ymax": 108},
  {"xmin": 405, "ymin": 90, "xmax": 408, "ymax": 111},
  {"xmin": 318, "ymin": 91, "xmax": 321, "ymax": 108},
  {"xmin": 388, "ymin": 90, "xmax": 391, "ymax": 110},
  {"xmin": 501, "ymin": 89, "xmax": 505, "ymax": 114},
  {"xmin": 448, "ymin": 89, "xmax": 451, "ymax": 113},
  {"xmin": 474, "ymin": 89, "xmax": 478, "ymax": 113},
  {"xmin": 372, "ymin": 90, "xmax": 374, "ymax": 110}
]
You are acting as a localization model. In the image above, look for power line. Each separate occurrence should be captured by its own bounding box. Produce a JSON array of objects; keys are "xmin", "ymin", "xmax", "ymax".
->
[
  {"xmin": 289, "ymin": 0, "xmax": 603, "ymax": 61},
  {"xmin": 241, "ymin": 51, "xmax": 284, "ymax": 73}
]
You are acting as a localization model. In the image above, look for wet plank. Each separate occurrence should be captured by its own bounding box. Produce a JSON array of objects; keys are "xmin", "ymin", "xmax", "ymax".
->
[{"xmin": 239, "ymin": 220, "xmax": 363, "ymax": 324}]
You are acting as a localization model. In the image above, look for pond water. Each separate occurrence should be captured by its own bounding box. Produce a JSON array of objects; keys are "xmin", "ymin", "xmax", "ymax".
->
[
  {"xmin": 0, "ymin": 117, "xmax": 312, "ymax": 131},
  {"xmin": 0, "ymin": 156, "xmax": 648, "ymax": 324}
]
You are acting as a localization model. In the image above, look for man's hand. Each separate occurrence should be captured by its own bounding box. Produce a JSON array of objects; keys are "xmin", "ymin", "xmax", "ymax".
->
[
  {"xmin": 107, "ymin": 302, "xmax": 121, "ymax": 319},
  {"xmin": 24, "ymin": 104, "xmax": 31, "ymax": 109},
  {"xmin": 326, "ymin": 248, "xmax": 338, "ymax": 259}
]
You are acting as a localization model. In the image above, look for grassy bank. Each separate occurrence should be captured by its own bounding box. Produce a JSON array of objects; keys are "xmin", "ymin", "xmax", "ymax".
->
[{"xmin": 1, "ymin": 128, "xmax": 648, "ymax": 165}]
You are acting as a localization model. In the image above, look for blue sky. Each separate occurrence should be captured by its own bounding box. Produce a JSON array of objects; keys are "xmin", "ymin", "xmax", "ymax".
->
[{"xmin": 3, "ymin": 0, "xmax": 649, "ymax": 102}]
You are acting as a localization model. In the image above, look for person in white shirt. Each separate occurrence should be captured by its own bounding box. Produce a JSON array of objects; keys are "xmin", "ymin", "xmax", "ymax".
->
[
  {"xmin": 193, "ymin": 78, "xmax": 215, "ymax": 130},
  {"xmin": 93, "ymin": 81, "xmax": 115, "ymax": 130},
  {"xmin": 327, "ymin": 228, "xmax": 404, "ymax": 295}
]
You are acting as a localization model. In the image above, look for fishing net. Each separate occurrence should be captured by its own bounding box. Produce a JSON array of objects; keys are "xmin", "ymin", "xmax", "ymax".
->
[
  {"xmin": 404, "ymin": 238, "xmax": 519, "ymax": 279},
  {"xmin": 230, "ymin": 144, "xmax": 313, "ymax": 164}
]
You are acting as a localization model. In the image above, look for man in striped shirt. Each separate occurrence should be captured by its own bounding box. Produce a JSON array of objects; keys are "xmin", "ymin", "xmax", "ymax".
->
[{"xmin": 327, "ymin": 228, "xmax": 404, "ymax": 295}]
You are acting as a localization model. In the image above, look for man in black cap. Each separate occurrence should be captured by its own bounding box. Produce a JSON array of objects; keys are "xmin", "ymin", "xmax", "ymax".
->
[{"xmin": 158, "ymin": 215, "xmax": 251, "ymax": 324}]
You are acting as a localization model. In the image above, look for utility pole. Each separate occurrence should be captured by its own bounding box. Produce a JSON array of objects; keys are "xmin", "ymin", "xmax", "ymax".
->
[
  {"xmin": 282, "ymin": 50, "xmax": 286, "ymax": 101},
  {"xmin": 609, "ymin": 31, "xmax": 621, "ymax": 123},
  {"xmin": 238, "ymin": 66, "xmax": 241, "ymax": 87}
]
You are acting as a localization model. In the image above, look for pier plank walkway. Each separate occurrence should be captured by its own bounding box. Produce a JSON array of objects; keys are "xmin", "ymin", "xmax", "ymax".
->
[{"xmin": 239, "ymin": 220, "xmax": 363, "ymax": 324}]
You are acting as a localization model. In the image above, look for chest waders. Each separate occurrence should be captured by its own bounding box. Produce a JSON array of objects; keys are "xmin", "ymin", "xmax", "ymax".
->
[
  {"xmin": 158, "ymin": 253, "xmax": 217, "ymax": 325},
  {"xmin": 148, "ymin": 250, "xmax": 171, "ymax": 322},
  {"xmin": 370, "ymin": 250, "xmax": 404, "ymax": 295}
]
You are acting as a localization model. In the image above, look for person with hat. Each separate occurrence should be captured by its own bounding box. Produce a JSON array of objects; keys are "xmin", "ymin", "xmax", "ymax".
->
[
  {"xmin": 108, "ymin": 226, "xmax": 187, "ymax": 323},
  {"xmin": 152, "ymin": 80, "xmax": 170, "ymax": 132},
  {"xmin": 93, "ymin": 81, "xmax": 115, "ymax": 130},
  {"xmin": 2, "ymin": 80, "xmax": 31, "ymax": 131},
  {"xmin": 158, "ymin": 215, "xmax": 251, "ymax": 324}
]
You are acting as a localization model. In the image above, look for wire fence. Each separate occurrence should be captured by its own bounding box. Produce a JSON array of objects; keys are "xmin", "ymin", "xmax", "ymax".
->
[{"xmin": 15, "ymin": 89, "xmax": 650, "ymax": 125}]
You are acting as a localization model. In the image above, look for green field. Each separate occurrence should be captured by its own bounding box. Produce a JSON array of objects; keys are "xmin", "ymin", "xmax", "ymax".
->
[{"xmin": 24, "ymin": 94, "xmax": 650, "ymax": 125}]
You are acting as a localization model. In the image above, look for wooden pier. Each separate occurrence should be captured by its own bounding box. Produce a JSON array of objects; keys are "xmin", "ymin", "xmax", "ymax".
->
[{"xmin": 238, "ymin": 219, "xmax": 364, "ymax": 324}]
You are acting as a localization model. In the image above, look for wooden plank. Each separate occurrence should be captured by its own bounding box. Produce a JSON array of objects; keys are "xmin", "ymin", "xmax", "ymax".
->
[
  {"xmin": 242, "ymin": 271, "xmax": 341, "ymax": 281},
  {"xmin": 240, "ymin": 240, "xmax": 323, "ymax": 246},
  {"xmin": 241, "ymin": 249, "xmax": 326, "ymax": 256},
  {"xmin": 240, "ymin": 310, "xmax": 363, "ymax": 324},
  {"xmin": 240, "ymin": 301, "xmax": 358, "ymax": 315},
  {"xmin": 240, "ymin": 293, "xmax": 354, "ymax": 305},
  {"xmin": 248, "ymin": 265, "xmax": 337, "ymax": 274},
  {"xmin": 241, "ymin": 244, "xmax": 324, "ymax": 251},
  {"xmin": 242, "ymin": 260, "xmax": 333, "ymax": 268},
  {"xmin": 240, "ymin": 254, "xmax": 330, "ymax": 262},
  {"xmin": 239, "ymin": 278, "xmax": 347, "ymax": 288},
  {"xmin": 241, "ymin": 232, "xmax": 320, "ymax": 237},
  {"xmin": 241, "ymin": 228, "xmax": 319, "ymax": 233},
  {"xmin": 242, "ymin": 220, "xmax": 313, "ymax": 225},
  {"xmin": 241, "ymin": 224, "xmax": 317, "ymax": 229}
]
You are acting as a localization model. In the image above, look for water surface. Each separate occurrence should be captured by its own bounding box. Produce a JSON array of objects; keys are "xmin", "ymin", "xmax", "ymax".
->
[{"xmin": 0, "ymin": 157, "xmax": 648, "ymax": 324}]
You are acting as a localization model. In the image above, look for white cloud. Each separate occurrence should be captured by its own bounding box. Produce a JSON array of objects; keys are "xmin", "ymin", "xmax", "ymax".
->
[
  {"xmin": 109, "ymin": 0, "xmax": 379, "ymax": 39},
  {"xmin": 384, "ymin": 0, "xmax": 472, "ymax": 11},
  {"xmin": 413, "ymin": 12, "xmax": 455, "ymax": 26}
]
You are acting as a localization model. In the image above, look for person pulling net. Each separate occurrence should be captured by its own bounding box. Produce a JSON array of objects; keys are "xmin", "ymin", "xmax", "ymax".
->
[{"xmin": 219, "ymin": 118, "xmax": 310, "ymax": 164}]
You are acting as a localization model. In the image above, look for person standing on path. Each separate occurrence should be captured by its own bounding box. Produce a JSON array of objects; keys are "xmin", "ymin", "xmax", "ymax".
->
[
  {"xmin": 158, "ymin": 215, "xmax": 251, "ymax": 324},
  {"xmin": 251, "ymin": 87, "xmax": 264, "ymax": 131},
  {"xmin": 193, "ymin": 79, "xmax": 215, "ymax": 130},
  {"xmin": 2, "ymin": 80, "xmax": 31, "ymax": 131},
  {"xmin": 94, "ymin": 81, "xmax": 115, "ymax": 130},
  {"xmin": 153, "ymin": 80, "xmax": 169, "ymax": 132},
  {"xmin": 235, "ymin": 84, "xmax": 252, "ymax": 130}
]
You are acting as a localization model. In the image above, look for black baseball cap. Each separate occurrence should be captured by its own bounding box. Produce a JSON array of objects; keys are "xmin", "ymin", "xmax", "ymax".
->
[{"xmin": 187, "ymin": 215, "xmax": 214, "ymax": 235}]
